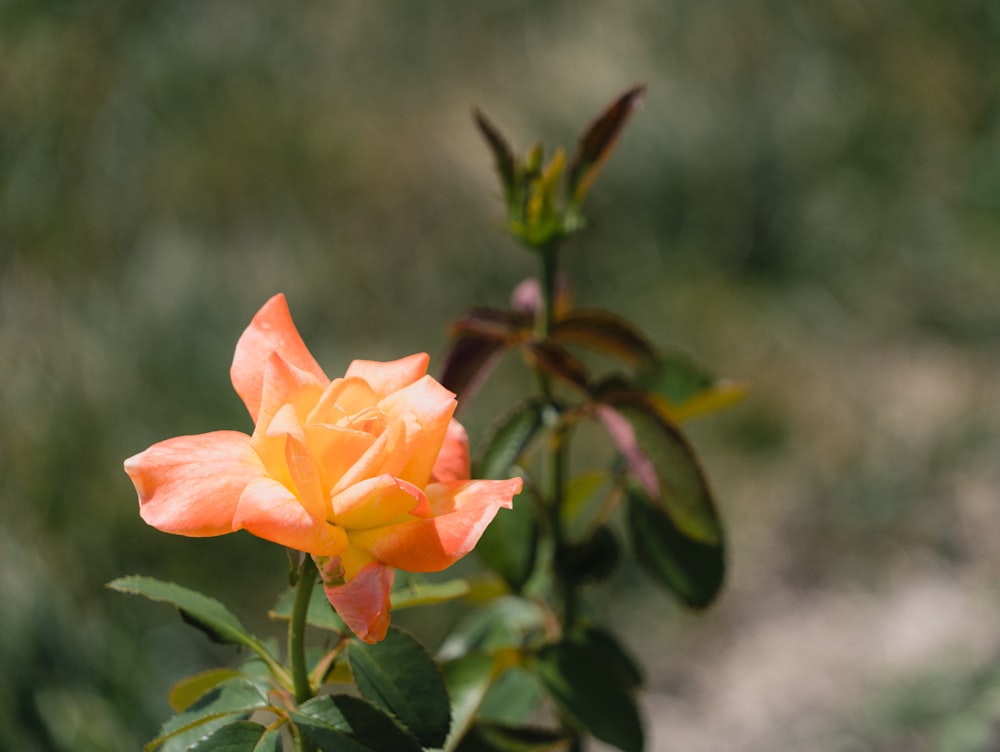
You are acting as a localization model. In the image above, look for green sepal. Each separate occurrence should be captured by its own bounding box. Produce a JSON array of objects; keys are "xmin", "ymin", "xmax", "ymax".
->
[
  {"xmin": 347, "ymin": 626, "xmax": 452, "ymax": 749},
  {"xmin": 626, "ymin": 480, "xmax": 725, "ymax": 609}
]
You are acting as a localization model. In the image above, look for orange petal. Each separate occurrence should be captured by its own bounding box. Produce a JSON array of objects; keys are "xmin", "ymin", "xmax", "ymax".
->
[
  {"xmin": 377, "ymin": 375, "xmax": 457, "ymax": 487},
  {"xmin": 429, "ymin": 419, "xmax": 471, "ymax": 483},
  {"xmin": 330, "ymin": 419, "xmax": 408, "ymax": 495},
  {"xmin": 350, "ymin": 478, "xmax": 522, "ymax": 572},
  {"xmin": 125, "ymin": 431, "xmax": 264, "ymax": 536},
  {"xmin": 230, "ymin": 294, "xmax": 328, "ymax": 422},
  {"xmin": 234, "ymin": 477, "xmax": 348, "ymax": 556},
  {"xmin": 318, "ymin": 559, "xmax": 395, "ymax": 643},
  {"xmin": 345, "ymin": 353, "xmax": 430, "ymax": 399},
  {"xmin": 256, "ymin": 352, "xmax": 326, "ymax": 434},
  {"xmin": 331, "ymin": 474, "xmax": 430, "ymax": 530},
  {"xmin": 258, "ymin": 403, "xmax": 326, "ymax": 519},
  {"xmin": 308, "ymin": 377, "xmax": 381, "ymax": 427}
]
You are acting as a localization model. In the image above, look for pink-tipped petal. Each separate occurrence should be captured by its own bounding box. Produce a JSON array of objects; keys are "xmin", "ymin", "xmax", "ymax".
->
[
  {"xmin": 319, "ymin": 560, "xmax": 395, "ymax": 643},
  {"xmin": 234, "ymin": 477, "xmax": 348, "ymax": 556},
  {"xmin": 231, "ymin": 294, "xmax": 328, "ymax": 422},
  {"xmin": 125, "ymin": 431, "xmax": 264, "ymax": 536},
  {"xmin": 345, "ymin": 353, "xmax": 430, "ymax": 399},
  {"xmin": 430, "ymin": 419, "xmax": 471, "ymax": 483},
  {"xmin": 350, "ymin": 478, "xmax": 522, "ymax": 572}
]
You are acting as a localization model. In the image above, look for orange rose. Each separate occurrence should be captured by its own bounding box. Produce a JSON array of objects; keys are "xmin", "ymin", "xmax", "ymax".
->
[{"xmin": 125, "ymin": 294, "xmax": 522, "ymax": 642}]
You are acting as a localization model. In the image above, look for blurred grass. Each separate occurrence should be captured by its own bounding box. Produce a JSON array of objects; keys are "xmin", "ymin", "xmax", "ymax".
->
[{"xmin": 2, "ymin": 1, "xmax": 999, "ymax": 749}]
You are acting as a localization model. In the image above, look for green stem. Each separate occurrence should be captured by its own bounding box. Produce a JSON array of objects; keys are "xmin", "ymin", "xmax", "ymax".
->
[
  {"xmin": 290, "ymin": 555, "xmax": 317, "ymax": 706},
  {"xmin": 534, "ymin": 242, "xmax": 577, "ymax": 629}
]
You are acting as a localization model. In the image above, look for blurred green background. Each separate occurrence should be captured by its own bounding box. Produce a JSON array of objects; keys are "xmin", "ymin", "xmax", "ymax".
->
[{"xmin": 2, "ymin": 2, "xmax": 1000, "ymax": 750}]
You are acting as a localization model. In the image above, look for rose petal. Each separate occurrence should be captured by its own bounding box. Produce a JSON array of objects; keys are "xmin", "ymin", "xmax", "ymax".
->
[
  {"xmin": 377, "ymin": 375, "xmax": 457, "ymax": 488},
  {"xmin": 429, "ymin": 419, "xmax": 471, "ymax": 483},
  {"xmin": 318, "ymin": 559, "xmax": 395, "ymax": 643},
  {"xmin": 257, "ymin": 403, "xmax": 326, "ymax": 519},
  {"xmin": 256, "ymin": 352, "xmax": 326, "ymax": 434},
  {"xmin": 345, "ymin": 353, "xmax": 429, "ymax": 399},
  {"xmin": 349, "ymin": 478, "xmax": 522, "ymax": 572},
  {"xmin": 304, "ymin": 424, "xmax": 376, "ymax": 495},
  {"xmin": 331, "ymin": 474, "xmax": 430, "ymax": 530},
  {"xmin": 234, "ymin": 477, "xmax": 348, "ymax": 556},
  {"xmin": 125, "ymin": 431, "xmax": 264, "ymax": 536},
  {"xmin": 231, "ymin": 294, "xmax": 328, "ymax": 422}
]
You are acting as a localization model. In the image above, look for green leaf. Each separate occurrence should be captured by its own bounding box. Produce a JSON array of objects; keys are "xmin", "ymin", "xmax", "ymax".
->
[
  {"xmin": 441, "ymin": 651, "xmax": 517, "ymax": 752},
  {"xmin": 108, "ymin": 576, "xmax": 271, "ymax": 654},
  {"xmin": 295, "ymin": 695, "xmax": 422, "ymax": 752},
  {"xmin": 536, "ymin": 632, "xmax": 644, "ymax": 752},
  {"xmin": 147, "ymin": 680, "xmax": 270, "ymax": 752},
  {"xmin": 475, "ymin": 489, "xmax": 537, "ymax": 592},
  {"xmin": 475, "ymin": 398, "xmax": 545, "ymax": 480},
  {"xmin": 575, "ymin": 627, "xmax": 644, "ymax": 691},
  {"xmin": 438, "ymin": 597, "xmax": 546, "ymax": 660},
  {"xmin": 348, "ymin": 626, "xmax": 451, "ymax": 749},
  {"xmin": 186, "ymin": 721, "xmax": 280, "ymax": 752},
  {"xmin": 473, "ymin": 399, "xmax": 541, "ymax": 590},
  {"xmin": 567, "ymin": 85, "xmax": 646, "ymax": 205},
  {"xmin": 269, "ymin": 583, "xmax": 345, "ymax": 633},
  {"xmin": 555, "ymin": 525, "xmax": 620, "ymax": 585},
  {"xmin": 595, "ymin": 387, "xmax": 723, "ymax": 546},
  {"xmin": 477, "ymin": 666, "xmax": 544, "ymax": 726},
  {"xmin": 390, "ymin": 578, "xmax": 471, "ymax": 610},
  {"xmin": 638, "ymin": 351, "xmax": 746, "ymax": 422},
  {"xmin": 551, "ymin": 309, "xmax": 658, "ymax": 367},
  {"xmin": 456, "ymin": 722, "xmax": 568, "ymax": 752},
  {"xmin": 169, "ymin": 668, "xmax": 245, "ymax": 712},
  {"xmin": 626, "ymin": 481, "xmax": 725, "ymax": 609}
]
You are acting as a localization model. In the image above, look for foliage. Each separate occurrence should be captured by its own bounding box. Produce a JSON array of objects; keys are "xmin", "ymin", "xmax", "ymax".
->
[{"xmin": 108, "ymin": 88, "xmax": 742, "ymax": 751}]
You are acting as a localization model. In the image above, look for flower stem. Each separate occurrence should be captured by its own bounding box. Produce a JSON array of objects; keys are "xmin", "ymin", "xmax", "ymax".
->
[{"xmin": 290, "ymin": 555, "xmax": 317, "ymax": 706}]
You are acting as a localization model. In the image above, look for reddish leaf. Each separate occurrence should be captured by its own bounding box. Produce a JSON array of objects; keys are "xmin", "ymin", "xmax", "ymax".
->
[
  {"xmin": 523, "ymin": 341, "xmax": 590, "ymax": 390},
  {"xmin": 551, "ymin": 308, "xmax": 658, "ymax": 367},
  {"xmin": 474, "ymin": 108, "xmax": 518, "ymax": 201},
  {"xmin": 440, "ymin": 335, "xmax": 513, "ymax": 410},
  {"xmin": 595, "ymin": 385, "xmax": 722, "ymax": 545},
  {"xmin": 567, "ymin": 85, "xmax": 646, "ymax": 204},
  {"xmin": 449, "ymin": 307, "xmax": 532, "ymax": 341}
]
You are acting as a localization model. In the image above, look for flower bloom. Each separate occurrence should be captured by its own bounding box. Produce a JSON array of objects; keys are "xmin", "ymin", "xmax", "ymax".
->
[{"xmin": 124, "ymin": 294, "xmax": 522, "ymax": 642}]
